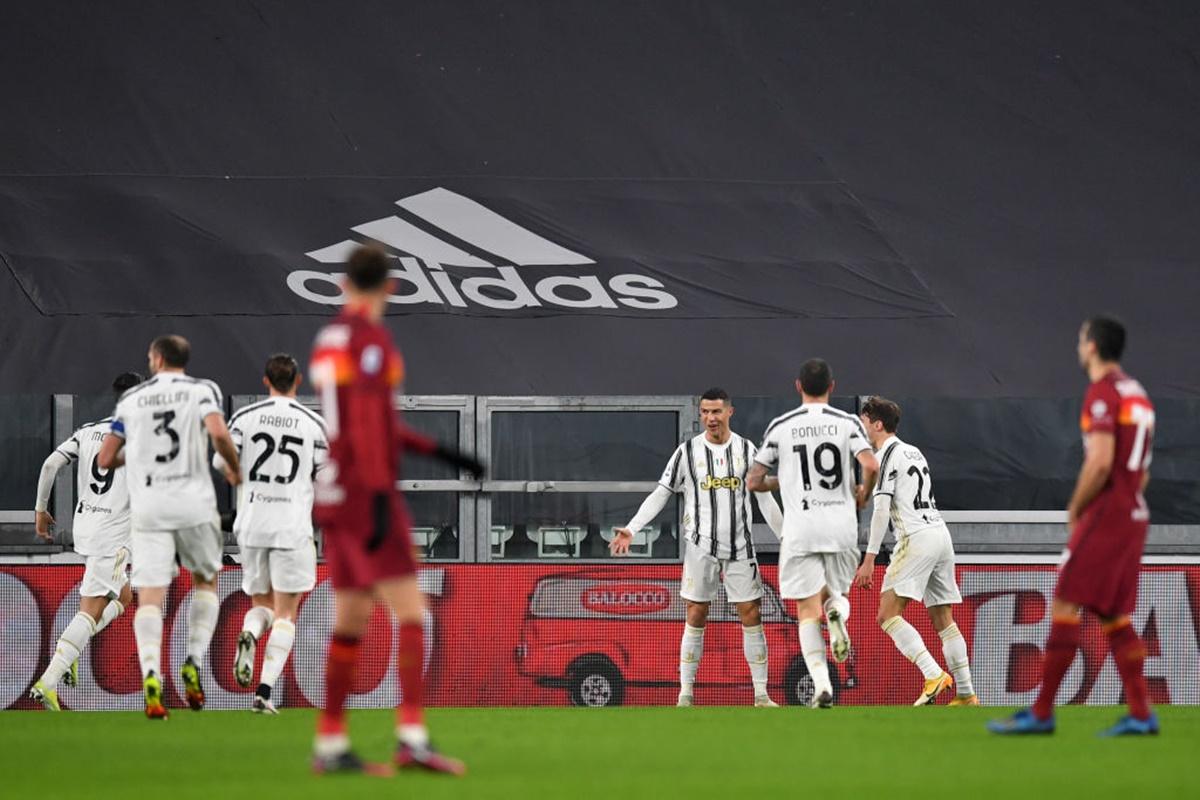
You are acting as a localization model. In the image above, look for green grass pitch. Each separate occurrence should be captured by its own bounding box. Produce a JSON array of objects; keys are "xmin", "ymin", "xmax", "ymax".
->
[{"xmin": 2, "ymin": 706, "xmax": 1196, "ymax": 799}]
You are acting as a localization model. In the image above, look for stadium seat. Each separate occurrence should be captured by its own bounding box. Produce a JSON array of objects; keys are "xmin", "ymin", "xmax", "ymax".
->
[{"xmin": 531, "ymin": 526, "xmax": 585, "ymax": 558}]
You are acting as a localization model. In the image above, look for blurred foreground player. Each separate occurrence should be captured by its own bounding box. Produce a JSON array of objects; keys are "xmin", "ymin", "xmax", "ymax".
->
[
  {"xmin": 990, "ymin": 317, "xmax": 1157, "ymax": 736},
  {"xmin": 29, "ymin": 371, "xmax": 143, "ymax": 710},
  {"xmin": 309, "ymin": 244, "xmax": 484, "ymax": 776},
  {"xmin": 98, "ymin": 335, "xmax": 242, "ymax": 719},
  {"xmin": 218, "ymin": 354, "xmax": 327, "ymax": 713}
]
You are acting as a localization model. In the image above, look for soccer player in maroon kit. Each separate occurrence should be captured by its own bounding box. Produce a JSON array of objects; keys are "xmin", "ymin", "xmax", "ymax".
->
[
  {"xmin": 990, "ymin": 317, "xmax": 1158, "ymax": 736},
  {"xmin": 309, "ymin": 244, "xmax": 483, "ymax": 774}
]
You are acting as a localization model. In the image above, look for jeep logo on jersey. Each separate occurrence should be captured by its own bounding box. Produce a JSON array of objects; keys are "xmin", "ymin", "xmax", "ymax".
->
[
  {"xmin": 581, "ymin": 583, "xmax": 672, "ymax": 615},
  {"xmin": 287, "ymin": 187, "xmax": 679, "ymax": 313}
]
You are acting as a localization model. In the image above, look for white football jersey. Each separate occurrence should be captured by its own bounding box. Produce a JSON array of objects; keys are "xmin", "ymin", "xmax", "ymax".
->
[
  {"xmin": 112, "ymin": 372, "xmax": 223, "ymax": 531},
  {"xmin": 756, "ymin": 403, "xmax": 870, "ymax": 551},
  {"xmin": 873, "ymin": 435, "xmax": 945, "ymax": 539},
  {"xmin": 54, "ymin": 418, "xmax": 131, "ymax": 556},
  {"xmin": 659, "ymin": 432, "xmax": 759, "ymax": 560},
  {"xmin": 228, "ymin": 397, "xmax": 327, "ymax": 549}
]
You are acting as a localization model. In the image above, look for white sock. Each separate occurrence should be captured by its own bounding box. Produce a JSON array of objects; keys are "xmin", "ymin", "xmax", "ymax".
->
[
  {"xmin": 679, "ymin": 624, "xmax": 705, "ymax": 695},
  {"xmin": 41, "ymin": 612, "xmax": 96, "ymax": 686},
  {"xmin": 939, "ymin": 622, "xmax": 975, "ymax": 697},
  {"xmin": 94, "ymin": 599, "xmax": 125, "ymax": 634},
  {"xmin": 187, "ymin": 590, "xmax": 221, "ymax": 668},
  {"xmin": 313, "ymin": 733, "xmax": 350, "ymax": 758},
  {"xmin": 396, "ymin": 723, "xmax": 429, "ymax": 749},
  {"xmin": 241, "ymin": 605, "xmax": 275, "ymax": 641},
  {"xmin": 882, "ymin": 616, "xmax": 942, "ymax": 680},
  {"xmin": 259, "ymin": 618, "xmax": 295, "ymax": 689},
  {"xmin": 823, "ymin": 592, "xmax": 850, "ymax": 623},
  {"xmin": 134, "ymin": 605, "xmax": 163, "ymax": 678},
  {"xmin": 742, "ymin": 624, "xmax": 769, "ymax": 695},
  {"xmin": 798, "ymin": 618, "xmax": 832, "ymax": 697}
]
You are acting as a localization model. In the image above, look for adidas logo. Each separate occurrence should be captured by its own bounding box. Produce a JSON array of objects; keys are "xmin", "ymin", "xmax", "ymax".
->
[{"xmin": 287, "ymin": 187, "xmax": 679, "ymax": 312}]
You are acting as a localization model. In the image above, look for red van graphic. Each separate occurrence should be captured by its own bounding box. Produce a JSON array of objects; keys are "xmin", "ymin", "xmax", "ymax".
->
[{"xmin": 515, "ymin": 570, "xmax": 853, "ymax": 706}]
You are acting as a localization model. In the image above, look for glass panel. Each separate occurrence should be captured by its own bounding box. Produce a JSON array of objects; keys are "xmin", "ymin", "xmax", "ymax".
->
[
  {"xmin": 0, "ymin": 396, "xmax": 51, "ymax": 510},
  {"xmin": 491, "ymin": 492, "xmax": 678, "ymax": 560},
  {"xmin": 1144, "ymin": 398, "xmax": 1200, "ymax": 524},
  {"xmin": 406, "ymin": 492, "xmax": 461, "ymax": 560},
  {"xmin": 400, "ymin": 411, "xmax": 460, "ymax": 480},
  {"xmin": 491, "ymin": 411, "xmax": 677, "ymax": 481}
]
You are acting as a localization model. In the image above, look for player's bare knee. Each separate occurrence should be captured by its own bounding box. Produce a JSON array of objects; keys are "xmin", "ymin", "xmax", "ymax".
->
[
  {"xmin": 685, "ymin": 601, "xmax": 710, "ymax": 628},
  {"xmin": 118, "ymin": 582, "xmax": 134, "ymax": 607},
  {"xmin": 928, "ymin": 605, "xmax": 953, "ymax": 631},
  {"xmin": 736, "ymin": 601, "xmax": 761, "ymax": 627}
]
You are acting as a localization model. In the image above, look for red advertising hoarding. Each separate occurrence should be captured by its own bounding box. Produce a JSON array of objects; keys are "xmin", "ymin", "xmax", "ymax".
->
[{"xmin": 2, "ymin": 564, "xmax": 1197, "ymax": 710}]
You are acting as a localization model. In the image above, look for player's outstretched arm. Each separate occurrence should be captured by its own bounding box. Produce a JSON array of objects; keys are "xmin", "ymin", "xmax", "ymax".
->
[
  {"xmin": 33, "ymin": 450, "xmax": 71, "ymax": 541},
  {"xmin": 204, "ymin": 413, "xmax": 242, "ymax": 485},
  {"xmin": 395, "ymin": 422, "xmax": 485, "ymax": 479},
  {"xmin": 611, "ymin": 485, "xmax": 672, "ymax": 556},
  {"xmin": 1067, "ymin": 431, "xmax": 1115, "ymax": 529},
  {"xmin": 753, "ymin": 489, "xmax": 784, "ymax": 540},
  {"xmin": 746, "ymin": 462, "xmax": 778, "ymax": 494}
]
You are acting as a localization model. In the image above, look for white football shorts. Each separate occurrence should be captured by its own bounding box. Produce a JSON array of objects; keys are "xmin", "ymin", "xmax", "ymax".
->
[
  {"xmin": 240, "ymin": 543, "xmax": 317, "ymax": 595},
  {"xmin": 681, "ymin": 543, "xmax": 764, "ymax": 604},
  {"xmin": 778, "ymin": 548, "xmax": 859, "ymax": 599},
  {"xmin": 131, "ymin": 520, "xmax": 224, "ymax": 588},
  {"xmin": 79, "ymin": 546, "xmax": 131, "ymax": 599},
  {"xmin": 882, "ymin": 526, "xmax": 962, "ymax": 607}
]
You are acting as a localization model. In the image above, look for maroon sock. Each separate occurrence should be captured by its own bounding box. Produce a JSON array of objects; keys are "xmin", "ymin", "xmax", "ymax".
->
[
  {"xmin": 1107, "ymin": 620, "xmax": 1151, "ymax": 720},
  {"xmin": 318, "ymin": 634, "xmax": 359, "ymax": 736},
  {"xmin": 1032, "ymin": 616, "xmax": 1080, "ymax": 720},
  {"xmin": 397, "ymin": 623, "xmax": 424, "ymax": 727}
]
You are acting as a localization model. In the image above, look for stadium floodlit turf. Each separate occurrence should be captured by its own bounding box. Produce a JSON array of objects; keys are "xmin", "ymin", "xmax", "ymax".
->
[{"xmin": 2, "ymin": 706, "xmax": 1196, "ymax": 799}]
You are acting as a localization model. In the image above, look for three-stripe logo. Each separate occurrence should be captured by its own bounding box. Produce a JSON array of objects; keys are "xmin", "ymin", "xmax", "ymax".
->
[{"xmin": 288, "ymin": 187, "xmax": 678, "ymax": 312}]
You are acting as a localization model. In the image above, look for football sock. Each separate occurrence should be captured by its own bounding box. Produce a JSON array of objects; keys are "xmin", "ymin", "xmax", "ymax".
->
[
  {"xmin": 241, "ymin": 605, "xmax": 275, "ymax": 642},
  {"xmin": 742, "ymin": 624, "xmax": 769, "ymax": 695},
  {"xmin": 186, "ymin": 589, "xmax": 220, "ymax": 668},
  {"xmin": 95, "ymin": 599, "xmax": 125, "ymax": 634},
  {"xmin": 798, "ymin": 618, "xmax": 833, "ymax": 697},
  {"xmin": 397, "ymin": 623, "xmax": 424, "ymax": 727},
  {"xmin": 1105, "ymin": 618, "xmax": 1151, "ymax": 720},
  {"xmin": 396, "ymin": 723, "xmax": 430, "ymax": 749},
  {"xmin": 318, "ymin": 634, "xmax": 359, "ymax": 736},
  {"xmin": 41, "ymin": 611, "xmax": 96, "ymax": 686},
  {"xmin": 881, "ymin": 616, "xmax": 942, "ymax": 680},
  {"xmin": 1031, "ymin": 614, "xmax": 1081, "ymax": 720},
  {"xmin": 259, "ymin": 618, "xmax": 295, "ymax": 690},
  {"xmin": 939, "ymin": 622, "xmax": 975, "ymax": 697},
  {"xmin": 133, "ymin": 605, "xmax": 163, "ymax": 679},
  {"xmin": 679, "ymin": 624, "xmax": 705, "ymax": 695},
  {"xmin": 823, "ymin": 592, "xmax": 850, "ymax": 623}
]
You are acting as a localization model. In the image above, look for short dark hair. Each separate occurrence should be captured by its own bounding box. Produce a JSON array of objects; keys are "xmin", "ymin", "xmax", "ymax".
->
[
  {"xmin": 346, "ymin": 243, "xmax": 390, "ymax": 291},
  {"xmin": 861, "ymin": 396, "xmax": 901, "ymax": 433},
  {"xmin": 112, "ymin": 372, "xmax": 144, "ymax": 397},
  {"xmin": 264, "ymin": 353, "xmax": 300, "ymax": 392},
  {"xmin": 150, "ymin": 335, "xmax": 190, "ymax": 368},
  {"xmin": 799, "ymin": 358, "xmax": 833, "ymax": 396},
  {"xmin": 700, "ymin": 387, "xmax": 730, "ymax": 404},
  {"xmin": 1084, "ymin": 316, "xmax": 1126, "ymax": 362}
]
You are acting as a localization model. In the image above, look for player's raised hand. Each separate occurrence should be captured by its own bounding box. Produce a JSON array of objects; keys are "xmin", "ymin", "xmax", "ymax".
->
[
  {"xmin": 853, "ymin": 561, "xmax": 874, "ymax": 590},
  {"xmin": 609, "ymin": 528, "xmax": 634, "ymax": 556},
  {"xmin": 34, "ymin": 511, "xmax": 54, "ymax": 541}
]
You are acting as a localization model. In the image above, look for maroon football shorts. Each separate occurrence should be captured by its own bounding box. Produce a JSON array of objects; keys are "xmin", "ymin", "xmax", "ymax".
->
[
  {"xmin": 322, "ymin": 492, "xmax": 418, "ymax": 591},
  {"xmin": 1055, "ymin": 502, "xmax": 1148, "ymax": 619}
]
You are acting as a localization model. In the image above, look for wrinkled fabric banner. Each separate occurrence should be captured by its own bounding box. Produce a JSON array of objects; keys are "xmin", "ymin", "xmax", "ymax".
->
[{"xmin": 2, "ymin": 563, "xmax": 1197, "ymax": 710}]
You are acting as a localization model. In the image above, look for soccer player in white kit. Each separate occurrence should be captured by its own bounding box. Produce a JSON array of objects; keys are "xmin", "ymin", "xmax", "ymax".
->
[
  {"xmin": 98, "ymin": 335, "xmax": 242, "ymax": 719},
  {"xmin": 748, "ymin": 359, "xmax": 878, "ymax": 708},
  {"xmin": 852, "ymin": 396, "xmax": 978, "ymax": 706},
  {"xmin": 28, "ymin": 371, "xmax": 143, "ymax": 710},
  {"xmin": 610, "ymin": 388, "xmax": 784, "ymax": 707},
  {"xmin": 219, "ymin": 354, "xmax": 327, "ymax": 714}
]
